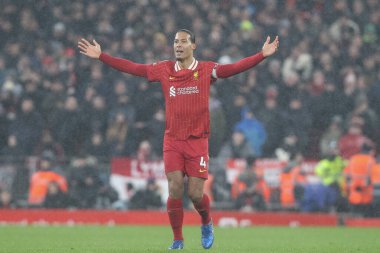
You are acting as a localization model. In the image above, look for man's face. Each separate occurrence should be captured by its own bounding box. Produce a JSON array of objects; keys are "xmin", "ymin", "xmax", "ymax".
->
[{"xmin": 173, "ymin": 32, "xmax": 195, "ymax": 61}]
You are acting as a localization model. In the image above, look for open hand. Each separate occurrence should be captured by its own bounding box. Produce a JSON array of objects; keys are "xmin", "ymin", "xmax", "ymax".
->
[
  {"xmin": 262, "ymin": 36, "xmax": 279, "ymax": 57},
  {"xmin": 78, "ymin": 38, "xmax": 102, "ymax": 59}
]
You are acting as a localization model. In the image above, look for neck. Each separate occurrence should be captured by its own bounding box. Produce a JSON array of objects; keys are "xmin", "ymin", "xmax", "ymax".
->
[{"xmin": 177, "ymin": 56, "xmax": 194, "ymax": 70}]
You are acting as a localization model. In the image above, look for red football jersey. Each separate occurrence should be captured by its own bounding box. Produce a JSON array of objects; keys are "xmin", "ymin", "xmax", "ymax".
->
[{"xmin": 146, "ymin": 59, "xmax": 217, "ymax": 140}]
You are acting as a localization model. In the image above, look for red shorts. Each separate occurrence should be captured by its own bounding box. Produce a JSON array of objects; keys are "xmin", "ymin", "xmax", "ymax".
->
[{"xmin": 163, "ymin": 136, "xmax": 209, "ymax": 179}]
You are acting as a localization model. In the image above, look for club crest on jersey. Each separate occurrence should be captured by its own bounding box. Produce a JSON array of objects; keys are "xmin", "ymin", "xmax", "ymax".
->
[{"xmin": 193, "ymin": 71, "xmax": 199, "ymax": 80}]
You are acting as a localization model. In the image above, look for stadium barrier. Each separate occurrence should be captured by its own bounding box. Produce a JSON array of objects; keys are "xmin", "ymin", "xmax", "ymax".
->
[
  {"xmin": 0, "ymin": 209, "xmax": 338, "ymax": 227},
  {"xmin": 344, "ymin": 217, "xmax": 380, "ymax": 227}
]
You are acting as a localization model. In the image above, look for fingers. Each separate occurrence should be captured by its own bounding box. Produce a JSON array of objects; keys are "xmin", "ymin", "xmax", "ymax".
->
[
  {"xmin": 266, "ymin": 36, "xmax": 270, "ymax": 44},
  {"xmin": 275, "ymin": 36, "xmax": 279, "ymax": 50},
  {"xmin": 269, "ymin": 35, "xmax": 279, "ymax": 51},
  {"xmin": 77, "ymin": 42, "xmax": 88, "ymax": 53},
  {"xmin": 78, "ymin": 38, "xmax": 93, "ymax": 51},
  {"xmin": 78, "ymin": 38, "xmax": 97, "ymax": 54},
  {"xmin": 78, "ymin": 41, "xmax": 87, "ymax": 49},
  {"xmin": 81, "ymin": 38, "xmax": 92, "ymax": 46}
]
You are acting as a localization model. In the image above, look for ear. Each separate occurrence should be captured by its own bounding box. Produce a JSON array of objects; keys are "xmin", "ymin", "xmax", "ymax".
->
[{"xmin": 191, "ymin": 43, "xmax": 197, "ymax": 50}]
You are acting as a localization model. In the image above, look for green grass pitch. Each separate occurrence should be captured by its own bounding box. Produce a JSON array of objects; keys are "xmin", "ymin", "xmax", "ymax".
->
[{"xmin": 0, "ymin": 225, "xmax": 379, "ymax": 253}]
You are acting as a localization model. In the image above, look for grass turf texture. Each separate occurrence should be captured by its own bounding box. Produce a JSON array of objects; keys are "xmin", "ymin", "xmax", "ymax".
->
[{"xmin": 0, "ymin": 225, "xmax": 379, "ymax": 253}]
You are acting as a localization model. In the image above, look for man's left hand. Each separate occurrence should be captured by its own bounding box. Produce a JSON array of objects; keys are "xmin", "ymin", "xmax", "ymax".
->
[{"xmin": 262, "ymin": 36, "xmax": 279, "ymax": 57}]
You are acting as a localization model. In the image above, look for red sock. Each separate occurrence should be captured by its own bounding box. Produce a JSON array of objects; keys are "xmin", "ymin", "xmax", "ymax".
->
[
  {"xmin": 167, "ymin": 198, "xmax": 184, "ymax": 241},
  {"xmin": 193, "ymin": 194, "xmax": 211, "ymax": 225}
]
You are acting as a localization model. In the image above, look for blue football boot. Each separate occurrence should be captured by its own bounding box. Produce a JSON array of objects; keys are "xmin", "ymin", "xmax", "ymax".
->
[
  {"xmin": 201, "ymin": 221, "xmax": 214, "ymax": 249},
  {"xmin": 168, "ymin": 240, "xmax": 184, "ymax": 250}
]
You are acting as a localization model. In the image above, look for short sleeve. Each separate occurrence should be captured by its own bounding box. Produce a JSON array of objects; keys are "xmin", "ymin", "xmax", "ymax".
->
[{"xmin": 146, "ymin": 61, "xmax": 168, "ymax": 82}]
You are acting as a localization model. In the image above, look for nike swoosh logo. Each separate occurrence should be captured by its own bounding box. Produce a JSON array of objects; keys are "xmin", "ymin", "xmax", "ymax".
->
[
  {"xmin": 169, "ymin": 76, "xmax": 175, "ymax": 80},
  {"xmin": 199, "ymin": 169, "xmax": 207, "ymax": 173}
]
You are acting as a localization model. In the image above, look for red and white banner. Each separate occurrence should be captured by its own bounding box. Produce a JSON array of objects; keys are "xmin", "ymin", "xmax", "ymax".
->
[{"xmin": 110, "ymin": 158, "xmax": 168, "ymax": 202}]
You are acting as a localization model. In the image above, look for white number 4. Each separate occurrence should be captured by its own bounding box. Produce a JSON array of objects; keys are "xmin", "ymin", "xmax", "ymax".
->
[{"xmin": 200, "ymin": 156, "xmax": 207, "ymax": 168}]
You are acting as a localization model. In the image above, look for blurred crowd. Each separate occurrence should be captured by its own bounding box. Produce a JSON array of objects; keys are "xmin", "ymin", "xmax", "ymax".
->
[{"xmin": 0, "ymin": 0, "xmax": 380, "ymax": 214}]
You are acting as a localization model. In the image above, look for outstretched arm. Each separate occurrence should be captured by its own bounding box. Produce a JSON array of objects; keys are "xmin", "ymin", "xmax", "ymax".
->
[
  {"xmin": 78, "ymin": 38, "xmax": 148, "ymax": 78},
  {"xmin": 215, "ymin": 36, "xmax": 279, "ymax": 78}
]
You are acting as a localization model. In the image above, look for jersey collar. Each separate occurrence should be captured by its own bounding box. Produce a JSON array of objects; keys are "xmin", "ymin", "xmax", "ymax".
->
[{"xmin": 175, "ymin": 58, "xmax": 198, "ymax": 72}]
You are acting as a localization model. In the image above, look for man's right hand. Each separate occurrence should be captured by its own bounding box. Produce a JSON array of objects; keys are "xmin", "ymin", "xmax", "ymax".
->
[{"xmin": 78, "ymin": 38, "xmax": 101, "ymax": 59}]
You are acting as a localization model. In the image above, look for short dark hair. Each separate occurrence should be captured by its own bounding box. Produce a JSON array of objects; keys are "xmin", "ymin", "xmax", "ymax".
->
[{"xmin": 177, "ymin": 29, "xmax": 195, "ymax": 43}]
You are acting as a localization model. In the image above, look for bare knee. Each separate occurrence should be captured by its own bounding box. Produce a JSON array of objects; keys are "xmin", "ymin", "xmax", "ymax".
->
[
  {"xmin": 188, "ymin": 187, "xmax": 203, "ymax": 204},
  {"xmin": 188, "ymin": 177, "xmax": 205, "ymax": 204},
  {"xmin": 169, "ymin": 180, "xmax": 183, "ymax": 199},
  {"xmin": 167, "ymin": 172, "xmax": 184, "ymax": 199}
]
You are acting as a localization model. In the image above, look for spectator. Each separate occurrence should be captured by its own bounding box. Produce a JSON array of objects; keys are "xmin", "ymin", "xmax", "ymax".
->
[
  {"xmin": 234, "ymin": 107, "xmax": 266, "ymax": 157},
  {"xmin": 315, "ymin": 143, "xmax": 346, "ymax": 212},
  {"xmin": 218, "ymin": 130, "xmax": 255, "ymax": 161},
  {"xmin": 338, "ymin": 71, "xmax": 358, "ymax": 117},
  {"xmin": 41, "ymin": 80, "xmax": 66, "ymax": 127},
  {"xmin": 84, "ymin": 131, "xmax": 110, "ymax": 160},
  {"xmin": 1, "ymin": 134, "xmax": 24, "ymax": 162},
  {"xmin": 108, "ymin": 78, "xmax": 135, "ymax": 111},
  {"xmin": 344, "ymin": 143, "xmax": 376, "ymax": 216},
  {"xmin": 346, "ymin": 95, "xmax": 379, "ymax": 143},
  {"xmin": 338, "ymin": 123, "xmax": 374, "ymax": 160},
  {"xmin": 319, "ymin": 116, "xmax": 344, "ymax": 158},
  {"xmin": 85, "ymin": 95, "xmax": 109, "ymax": 134},
  {"xmin": 129, "ymin": 177, "xmax": 163, "ymax": 210},
  {"xmin": 136, "ymin": 140, "xmax": 158, "ymax": 161},
  {"xmin": 28, "ymin": 153, "xmax": 68, "ymax": 206},
  {"xmin": 33, "ymin": 129, "xmax": 65, "ymax": 164},
  {"xmin": 279, "ymin": 153, "xmax": 305, "ymax": 210},
  {"xmin": 234, "ymin": 157, "xmax": 266, "ymax": 211},
  {"xmin": 0, "ymin": 190, "xmax": 14, "ymax": 208},
  {"xmin": 211, "ymin": 168, "xmax": 231, "ymax": 206},
  {"xmin": 275, "ymin": 131, "xmax": 302, "ymax": 162},
  {"xmin": 145, "ymin": 108, "xmax": 165, "ymax": 157},
  {"xmin": 223, "ymin": 94, "xmax": 247, "ymax": 138},
  {"xmin": 106, "ymin": 111, "xmax": 135, "ymax": 156},
  {"xmin": 51, "ymin": 96, "xmax": 87, "ymax": 157},
  {"xmin": 10, "ymin": 98, "xmax": 43, "ymax": 155},
  {"xmin": 68, "ymin": 155, "xmax": 102, "ymax": 209},
  {"xmin": 282, "ymin": 96, "xmax": 311, "ymax": 150},
  {"xmin": 109, "ymin": 93, "xmax": 136, "ymax": 126},
  {"xmin": 329, "ymin": 14, "xmax": 360, "ymax": 43},
  {"xmin": 256, "ymin": 91, "xmax": 284, "ymax": 157},
  {"xmin": 209, "ymin": 87, "xmax": 227, "ymax": 157},
  {"xmin": 43, "ymin": 181, "xmax": 70, "ymax": 209},
  {"xmin": 308, "ymin": 75, "xmax": 342, "ymax": 131},
  {"xmin": 282, "ymin": 46, "xmax": 312, "ymax": 81},
  {"xmin": 133, "ymin": 80, "xmax": 162, "ymax": 143}
]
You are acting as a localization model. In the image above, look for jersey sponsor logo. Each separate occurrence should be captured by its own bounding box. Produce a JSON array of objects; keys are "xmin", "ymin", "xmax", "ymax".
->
[
  {"xmin": 170, "ymin": 86, "xmax": 176, "ymax": 97},
  {"xmin": 169, "ymin": 86, "xmax": 200, "ymax": 97},
  {"xmin": 177, "ymin": 86, "xmax": 199, "ymax": 95}
]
